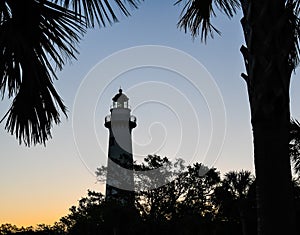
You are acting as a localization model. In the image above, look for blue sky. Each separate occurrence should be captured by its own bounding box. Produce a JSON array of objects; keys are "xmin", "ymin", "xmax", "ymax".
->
[{"xmin": 1, "ymin": 0, "xmax": 300, "ymax": 226}]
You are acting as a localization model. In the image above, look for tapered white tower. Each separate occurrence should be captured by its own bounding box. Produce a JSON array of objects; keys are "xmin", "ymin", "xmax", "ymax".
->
[{"xmin": 104, "ymin": 88, "xmax": 136, "ymax": 205}]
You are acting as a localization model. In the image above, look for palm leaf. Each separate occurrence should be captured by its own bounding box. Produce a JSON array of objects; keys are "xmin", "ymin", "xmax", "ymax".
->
[
  {"xmin": 0, "ymin": 0, "xmax": 143, "ymax": 146},
  {"xmin": 285, "ymin": 0, "xmax": 300, "ymax": 69},
  {"xmin": 175, "ymin": 0, "xmax": 240, "ymax": 42},
  {"xmin": 4, "ymin": 61, "xmax": 66, "ymax": 146},
  {"xmin": 0, "ymin": 0, "xmax": 85, "ymax": 146},
  {"xmin": 223, "ymin": 170, "xmax": 253, "ymax": 199},
  {"xmin": 290, "ymin": 119, "xmax": 300, "ymax": 174},
  {"xmin": 0, "ymin": 1, "xmax": 10, "ymax": 23},
  {"xmin": 53, "ymin": 0, "xmax": 142, "ymax": 27}
]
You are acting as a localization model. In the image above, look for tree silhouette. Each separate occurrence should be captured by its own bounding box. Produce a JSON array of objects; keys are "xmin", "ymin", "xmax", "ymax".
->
[
  {"xmin": 0, "ymin": 223, "xmax": 64, "ymax": 234},
  {"xmin": 59, "ymin": 190, "xmax": 141, "ymax": 235},
  {"xmin": 133, "ymin": 156, "xmax": 222, "ymax": 235},
  {"xmin": 292, "ymin": 178, "xmax": 300, "ymax": 224},
  {"xmin": 213, "ymin": 170, "xmax": 254, "ymax": 235},
  {"xmin": 176, "ymin": 1, "xmax": 299, "ymax": 234},
  {"xmin": 135, "ymin": 156, "xmax": 188, "ymax": 228},
  {"xmin": 176, "ymin": 164, "xmax": 220, "ymax": 218},
  {"xmin": 97, "ymin": 155, "xmax": 223, "ymax": 234},
  {"xmin": 0, "ymin": 224, "xmax": 20, "ymax": 234},
  {"xmin": 3, "ymin": 155, "xmax": 300, "ymax": 234},
  {"xmin": 0, "ymin": 0, "xmax": 142, "ymax": 146},
  {"xmin": 290, "ymin": 119, "xmax": 300, "ymax": 175},
  {"xmin": 59, "ymin": 190, "xmax": 107, "ymax": 234}
]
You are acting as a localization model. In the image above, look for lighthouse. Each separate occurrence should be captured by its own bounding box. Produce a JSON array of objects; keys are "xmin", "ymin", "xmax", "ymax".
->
[{"xmin": 104, "ymin": 88, "xmax": 137, "ymax": 205}]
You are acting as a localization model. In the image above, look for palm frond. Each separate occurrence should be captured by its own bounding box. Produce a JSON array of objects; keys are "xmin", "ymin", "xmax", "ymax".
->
[
  {"xmin": 0, "ymin": 1, "xmax": 10, "ymax": 23},
  {"xmin": 214, "ymin": 0, "xmax": 239, "ymax": 17},
  {"xmin": 0, "ymin": 0, "xmax": 85, "ymax": 146},
  {"xmin": 223, "ymin": 170, "xmax": 253, "ymax": 198},
  {"xmin": 290, "ymin": 119, "xmax": 300, "ymax": 139},
  {"xmin": 53, "ymin": 0, "xmax": 142, "ymax": 27},
  {"xmin": 175, "ymin": 0, "xmax": 240, "ymax": 42},
  {"xmin": 290, "ymin": 119, "xmax": 300, "ymax": 174},
  {"xmin": 285, "ymin": 0, "xmax": 300, "ymax": 69},
  {"xmin": 3, "ymin": 60, "xmax": 67, "ymax": 146}
]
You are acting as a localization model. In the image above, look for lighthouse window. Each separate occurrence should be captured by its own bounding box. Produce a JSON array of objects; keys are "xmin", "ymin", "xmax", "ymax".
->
[
  {"xmin": 113, "ymin": 102, "xmax": 118, "ymax": 108},
  {"xmin": 112, "ymin": 101, "xmax": 128, "ymax": 108}
]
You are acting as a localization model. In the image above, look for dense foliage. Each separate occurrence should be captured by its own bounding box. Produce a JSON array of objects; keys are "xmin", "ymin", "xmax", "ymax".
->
[{"xmin": 2, "ymin": 154, "xmax": 300, "ymax": 235}]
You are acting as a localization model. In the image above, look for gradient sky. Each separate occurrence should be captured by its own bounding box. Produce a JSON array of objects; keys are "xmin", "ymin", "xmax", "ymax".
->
[{"xmin": 1, "ymin": 0, "xmax": 300, "ymax": 227}]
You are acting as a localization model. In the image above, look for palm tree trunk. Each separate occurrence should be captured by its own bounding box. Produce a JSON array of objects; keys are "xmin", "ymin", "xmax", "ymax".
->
[
  {"xmin": 239, "ymin": 205, "xmax": 248, "ymax": 235},
  {"xmin": 240, "ymin": 0, "xmax": 296, "ymax": 234}
]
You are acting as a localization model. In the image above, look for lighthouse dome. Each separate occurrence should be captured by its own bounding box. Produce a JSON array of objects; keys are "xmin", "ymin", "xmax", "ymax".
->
[
  {"xmin": 111, "ymin": 88, "xmax": 130, "ymax": 109},
  {"xmin": 112, "ymin": 88, "xmax": 129, "ymax": 102}
]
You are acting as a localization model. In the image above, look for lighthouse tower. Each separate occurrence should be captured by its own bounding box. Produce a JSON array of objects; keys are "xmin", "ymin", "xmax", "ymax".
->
[{"xmin": 104, "ymin": 88, "xmax": 136, "ymax": 205}]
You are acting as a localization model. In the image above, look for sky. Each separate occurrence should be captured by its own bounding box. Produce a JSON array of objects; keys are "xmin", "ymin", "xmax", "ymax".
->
[{"xmin": 1, "ymin": 0, "xmax": 300, "ymax": 227}]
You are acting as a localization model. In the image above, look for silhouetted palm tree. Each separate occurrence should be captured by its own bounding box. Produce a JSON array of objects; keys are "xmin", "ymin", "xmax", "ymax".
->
[
  {"xmin": 214, "ymin": 171, "xmax": 254, "ymax": 235},
  {"xmin": 222, "ymin": 171, "xmax": 253, "ymax": 201},
  {"xmin": 176, "ymin": 0, "xmax": 299, "ymax": 234},
  {"xmin": 0, "ymin": 0, "xmax": 141, "ymax": 146}
]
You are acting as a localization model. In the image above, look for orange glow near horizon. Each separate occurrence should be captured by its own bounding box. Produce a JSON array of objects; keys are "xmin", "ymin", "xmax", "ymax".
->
[
  {"xmin": 0, "ymin": 181, "xmax": 105, "ymax": 228},
  {"xmin": 0, "ymin": 196, "xmax": 67, "ymax": 227},
  {"xmin": 0, "ymin": 196, "xmax": 77, "ymax": 227},
  {"xmin": 1, "ymin": 209, "xmax": 66, "ymax": 228}
]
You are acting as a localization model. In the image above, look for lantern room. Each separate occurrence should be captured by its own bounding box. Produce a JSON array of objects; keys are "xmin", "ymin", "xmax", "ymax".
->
[{"xmin": 111, "ymin": 88, "xmax": 129, "ymax": 109}]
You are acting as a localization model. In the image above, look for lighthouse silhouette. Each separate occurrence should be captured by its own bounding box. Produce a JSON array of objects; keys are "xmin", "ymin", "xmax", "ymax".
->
[{"xmin": 104, "ymin": 88, "xmax": 137, "ymax": 205}]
